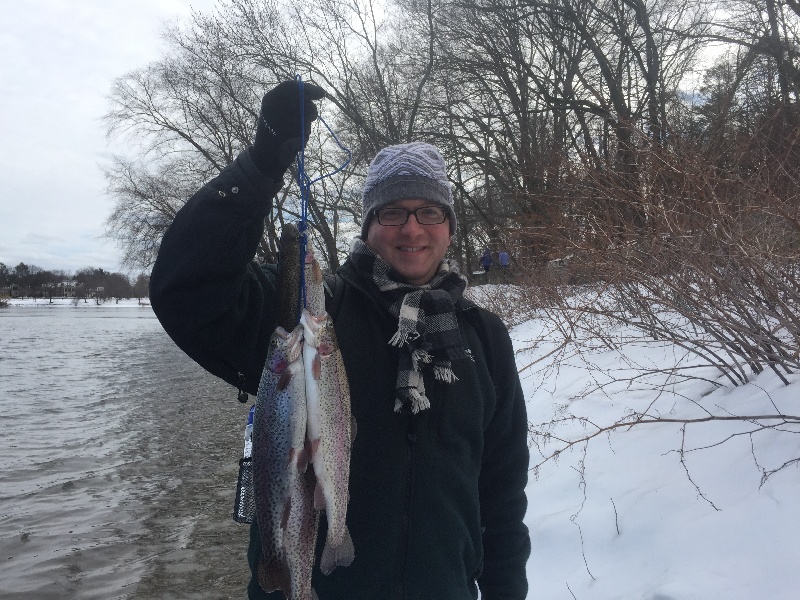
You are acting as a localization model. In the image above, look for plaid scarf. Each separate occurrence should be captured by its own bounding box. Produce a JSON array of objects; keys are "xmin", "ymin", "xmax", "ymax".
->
[{"xmin": 349, "ymin": 239, "xmax": 472, "ymax": 413}]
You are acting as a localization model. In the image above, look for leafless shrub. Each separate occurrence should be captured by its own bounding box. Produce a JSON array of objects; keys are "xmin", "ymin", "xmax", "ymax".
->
[
  {"xmin": 465, "ymin": 284, "xmax": 540, "ymax": 327},
  {"xmin": 519, "ymin": 109, "xmax": 800, "ymax": 385},
  {"xmin": 511, "ymin": 108, "xmax": 800, "ymax": 486}
]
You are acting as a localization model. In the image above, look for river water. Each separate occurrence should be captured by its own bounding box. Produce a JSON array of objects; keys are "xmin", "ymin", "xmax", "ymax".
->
[{"xmin": 0, "ymin": 306, "xmax": 253, "ymax": 599}]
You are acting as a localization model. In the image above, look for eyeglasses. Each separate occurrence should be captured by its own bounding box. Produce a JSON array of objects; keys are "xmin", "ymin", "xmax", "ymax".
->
[{"xmin": 375, "ymin": 206, "xmax": 448, "ymax": 226}]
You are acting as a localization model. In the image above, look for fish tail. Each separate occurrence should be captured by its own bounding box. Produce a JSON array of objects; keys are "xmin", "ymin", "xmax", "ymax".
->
[
  {"xmin": 258, "ymin": 555, "xmax": 290, "ymax": 594},
  {"xmin": 319, "ymin": 526, "xmax": 355, "ymax": 575}
]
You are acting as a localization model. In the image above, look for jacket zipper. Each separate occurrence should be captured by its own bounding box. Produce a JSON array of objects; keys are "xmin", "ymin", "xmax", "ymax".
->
[{"xmin": 397, "ymin": 414, "xmax": 417, "ymax": 600}]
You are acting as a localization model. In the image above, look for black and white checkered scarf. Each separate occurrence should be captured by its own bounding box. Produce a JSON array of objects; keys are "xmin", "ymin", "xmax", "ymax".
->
[{"xmin": 349, "ymin": 238, "xmax": 472, "ymax": 413}]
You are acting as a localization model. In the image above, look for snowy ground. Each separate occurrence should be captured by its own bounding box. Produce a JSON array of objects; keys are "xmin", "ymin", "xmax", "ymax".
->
[
  {"xmin": 515, "ymin": 308, "xmax": 800, "ymax": 599},
  {"xmin": 3, "ymin": 297, "xmax": 149, "ymax": 307}
]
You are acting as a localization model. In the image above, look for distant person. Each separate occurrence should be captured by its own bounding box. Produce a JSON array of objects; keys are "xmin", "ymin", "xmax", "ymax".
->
[
  {"xmin": 498, "ymin": 250, "xmax": 510, "ymax": 268},
  {"xmin": 480, "ymin": 248, "xmax": 493, "ymax": 272}
]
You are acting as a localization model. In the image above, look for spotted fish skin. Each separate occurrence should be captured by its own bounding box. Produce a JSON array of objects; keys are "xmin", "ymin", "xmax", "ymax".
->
[
  {"xmin": 253, "ymin": 325, "xmax": 305, "ymax": 594},
  {"xmin": 303, "ymin": 249, "xmax": 326, "ymax": 318},
  {"xmin": 301, "ymin": 304, "xmax": 355, "ymax": 575},
  {"xmin": 276, "ymin": 223, "xmax": 303, "ymax": 331},
  {"xmin": 283, "ymin": 466, "xmax": 321, "ymax": 600}
]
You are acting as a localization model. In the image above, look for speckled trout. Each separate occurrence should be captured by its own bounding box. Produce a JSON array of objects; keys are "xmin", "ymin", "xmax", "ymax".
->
[
  {"xmin": 283, "ymin": 466, "xmax": 320, "ymax": 600},
  {"xmin": 276, "ymin": 223, "xmax": 303, "ymax": 331},
  {"xmin": 253, "ymin": 222, "xmax": 311, "ymax": 597},
  {"xmin": 301, "ymin": 253, "xmax": 355, "ymax": 575},
  {"xmin": 253, "ymin": 325, "xmax": 306, "ymax": 594},
  {"xmin": 303, "ymin": 249, "xmax": 325, "ymax": 317}
]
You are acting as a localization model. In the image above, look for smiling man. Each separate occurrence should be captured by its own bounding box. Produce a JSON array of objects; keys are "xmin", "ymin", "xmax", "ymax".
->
[
  {"xmin": 360, "ymin": 143, "xmax": 456, "ymax": 287},
  {"xmin": 149, "ymin": 83, "xmax": 530, "ymax": 600}
]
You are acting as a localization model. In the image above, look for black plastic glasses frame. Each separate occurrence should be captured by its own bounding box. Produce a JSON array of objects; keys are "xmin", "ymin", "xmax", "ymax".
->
[{"xmin": 374, "ymin": 206, "xmax": 448, "ymax": 226}]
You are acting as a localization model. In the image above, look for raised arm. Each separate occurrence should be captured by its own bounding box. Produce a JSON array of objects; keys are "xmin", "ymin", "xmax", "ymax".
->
[{"xmin": 149, "ymin": 81, "xmax": 325, "ymax": 395}]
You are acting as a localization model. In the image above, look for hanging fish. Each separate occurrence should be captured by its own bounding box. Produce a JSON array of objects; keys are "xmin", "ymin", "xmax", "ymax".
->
[
  {"xmin": 282, "ymin": 465, "xmax": 321, "ymax": 600},
  {"xmin": 253, "ymin": 324, "xmax": 306, "ymax": 594},
  {"xmin": 301, "ymin": 252, "xmax": 355, "ymax": 575},
  {"xmin": 276, "ymin": 223, "xmax": 304, "ymax": 331},
  {"xmin": 253, "ymin": 222, "xmax": 313, "ymax": 597}
]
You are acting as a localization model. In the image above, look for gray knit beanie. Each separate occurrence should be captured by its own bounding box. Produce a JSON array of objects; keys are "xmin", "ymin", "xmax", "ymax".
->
[{"xmin": 361, "ymin": 142, "xmax": 457, "ymax": 238}]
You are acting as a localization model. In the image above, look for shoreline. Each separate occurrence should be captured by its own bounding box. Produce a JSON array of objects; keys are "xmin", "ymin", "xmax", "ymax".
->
[{"xmin": 1, "ymin": 297, "xmax": 151, "ymax": 308}]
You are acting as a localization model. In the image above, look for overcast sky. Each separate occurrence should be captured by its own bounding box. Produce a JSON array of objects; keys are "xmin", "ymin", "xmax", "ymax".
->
[{"xmin": 0, "ymin": 0, "xmax": 219, "ymax": 275}]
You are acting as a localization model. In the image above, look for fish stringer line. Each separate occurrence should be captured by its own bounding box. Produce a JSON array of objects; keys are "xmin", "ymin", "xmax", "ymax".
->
[{"xmin": 295, "ymin": 74, "xmax": 352, "ymax": 316}]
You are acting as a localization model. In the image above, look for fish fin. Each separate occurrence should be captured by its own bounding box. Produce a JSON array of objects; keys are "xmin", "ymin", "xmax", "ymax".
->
[
  {"xmin": 312, "ymin": 588, "xmax": 320, "ymax": 600},
  {"xmin": 314, "ymin": 481, "xmax": 326, "ymax": 510},
  {"xmin": 308, "ymin": 437, "xmax": 320, "ymax": 459},
  {"xmin": 277, "ymin": 368, "xmax": 293, "ymax": 391},
  {"xmin": 320, "ymin": 527, "xmax": 355, "ymax": 575},
  {"xmin": 296, "ymin": 447, "xmax": 309, "ymax": 474},
  {"xmin": 313, "ymin": 352, "xmax": 322, "ymax": 379},
  {"xmin": 258, "ymin": 556, "xmax": 290, "ymax": 594}
]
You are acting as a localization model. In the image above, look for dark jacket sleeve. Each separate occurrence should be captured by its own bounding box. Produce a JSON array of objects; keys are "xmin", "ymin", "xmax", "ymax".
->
[
  {"xmin": 149, "ymin": 149, "xmax": 283, "ymax": 395},
  {"xmin": 477, "ymin": 310, "xmax": 531, "ymax": 600}
]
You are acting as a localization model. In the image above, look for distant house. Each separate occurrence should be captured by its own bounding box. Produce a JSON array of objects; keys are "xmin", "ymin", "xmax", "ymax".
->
[{"xmin": 57, "ymin": 281, "xmax": 77, "ymax": 298}]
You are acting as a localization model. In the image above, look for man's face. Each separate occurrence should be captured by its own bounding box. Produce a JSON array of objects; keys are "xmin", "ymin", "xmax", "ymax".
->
[{"xmin": 365, "ymin": 198, "xmax": 452, "ymax": 286}]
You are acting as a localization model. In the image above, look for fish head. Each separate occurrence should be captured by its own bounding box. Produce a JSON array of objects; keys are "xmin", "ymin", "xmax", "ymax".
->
[
  {"xmin": 285, "ymin": 324, "xmax": 305, "ymax": 363},
  {"xmin": 301, "ymin": 310, "xmax": 339, "ymax": 356},
  {"xmin": 267, "ymin": 327, "xmax": 300, "ymax": 373}
]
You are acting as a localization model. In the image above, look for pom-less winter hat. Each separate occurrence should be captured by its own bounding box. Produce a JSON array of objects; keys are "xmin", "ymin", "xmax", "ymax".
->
[{"xmin": 361, "ymin": 142, "xmax": 457, "ymax": 238}]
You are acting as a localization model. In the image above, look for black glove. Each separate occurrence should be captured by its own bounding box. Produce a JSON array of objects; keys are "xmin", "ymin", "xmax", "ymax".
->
[{"xmin": 251, "ymin": 80, "xmax": 326, "ymax": 179}]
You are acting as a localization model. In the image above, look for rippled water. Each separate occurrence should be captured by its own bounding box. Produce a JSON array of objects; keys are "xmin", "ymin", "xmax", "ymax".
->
[{"xmin": 0, "ymin": 307, "xmax": 253, "ymax": 599}]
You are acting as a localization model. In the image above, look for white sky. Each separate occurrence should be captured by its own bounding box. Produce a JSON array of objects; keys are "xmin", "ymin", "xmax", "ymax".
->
[{"xmin": 0, "ymin": 0, "xmax": 219, "ymax": 275}]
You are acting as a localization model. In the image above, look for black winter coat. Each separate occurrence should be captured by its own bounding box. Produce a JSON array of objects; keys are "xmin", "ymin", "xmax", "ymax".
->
[{"xmin": 149, "ymin": 150, "xmax": 531, "ymax": 600}]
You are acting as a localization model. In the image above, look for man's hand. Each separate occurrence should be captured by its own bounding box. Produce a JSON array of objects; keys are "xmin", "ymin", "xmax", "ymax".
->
[{"xmin": 251, "ymin": 80, "xmax": 326, "ymax": 179}]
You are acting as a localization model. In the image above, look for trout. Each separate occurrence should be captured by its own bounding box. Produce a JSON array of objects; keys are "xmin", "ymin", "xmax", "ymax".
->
[
  {"xmin": 303, "ymin": 249, "xmax": 326, "ymax": 317},
  {"xmin": 283, "ymin": 466, "xmax": 321, "ymax": 600},
  {"xmin": 276, "ymin": 223, "xmax": 303, "ymax": 331},
  {"xmin": 253, "ymin": 221, "xmax": 312, "ymax": 596},
  {"xmin": 301, "ymin": 253, "xmax": 355, "ymax": 575},
  {"xmin": 253, "ymin": 325, "xmax": 306, "ymax": 594}
]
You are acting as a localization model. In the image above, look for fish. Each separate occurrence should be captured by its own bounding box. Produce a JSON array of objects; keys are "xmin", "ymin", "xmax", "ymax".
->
[
  {"xmin": 282, "ymin": 466, "xmax": 321, "ymax": 600},
  {"xmin": 252, "ymin": 325, "xmax": 306, "ymax": 594},
  {"xmin": 303, "ymin": 249, "xmax": 326, "ymax": 317},
  {"xmin": 276, "ymin": 223, "xmax": 304, "ymax": 331},
  {"xmin": 301, "ymin": 253, "xmax": 355, "ymax": 575},
  {"xmin": 252, "ymin": 221, "xmax": 311, "ymax": 596}
]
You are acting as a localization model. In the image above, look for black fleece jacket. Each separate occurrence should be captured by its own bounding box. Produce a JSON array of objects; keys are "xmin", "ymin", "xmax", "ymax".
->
[{"xmin": 149, "ymin": 149, "xmax": 531, "ymax": 600}]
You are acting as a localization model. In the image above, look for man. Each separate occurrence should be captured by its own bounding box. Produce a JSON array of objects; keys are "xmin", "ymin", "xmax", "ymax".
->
[
  {"xmin": 480, "ymin": 249, "xmax": 493, "ymax": 272},
  {"xmin": 150, "ymin": 81, "xmax": 530, "ymax": 600},
  {"xmin": 499, "ymin": 250, "xmax": 510, "ymax": 268}
]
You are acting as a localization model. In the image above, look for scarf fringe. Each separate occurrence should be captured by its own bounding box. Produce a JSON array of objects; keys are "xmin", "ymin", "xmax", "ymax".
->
[
  {"xmin": 394, "ymin": 388, "xmax": 431, "ymax": 414},
  {"xmin": 434, "ymin": 364, "xmax": 458, "ymax": 383},
  {"xmin": 411, "ymin": 349, "xmax": 433, "ymax": 370},
  {"xmin": 389, "ymin": 325, "xmax": 419, "ymax": 347}
]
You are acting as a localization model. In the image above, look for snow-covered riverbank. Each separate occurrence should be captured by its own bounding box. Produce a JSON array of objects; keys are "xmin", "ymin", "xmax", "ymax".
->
[{"xmin": 2, "ymin": 297, "xmax": 150, "ymax": 308}]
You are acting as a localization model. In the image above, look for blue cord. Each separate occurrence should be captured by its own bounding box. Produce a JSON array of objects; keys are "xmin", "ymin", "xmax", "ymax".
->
[{"xmin": 294, "ymin": 74, "xmax": 352, "ymax": 316}]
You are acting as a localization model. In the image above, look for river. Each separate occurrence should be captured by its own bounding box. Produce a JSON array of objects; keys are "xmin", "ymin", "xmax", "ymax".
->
[{"xmin": 0, "ymin": 305, "xmax": 253, "ymax": 599}]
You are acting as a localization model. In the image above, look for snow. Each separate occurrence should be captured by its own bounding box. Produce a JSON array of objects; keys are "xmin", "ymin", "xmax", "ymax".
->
[
  {"xmin": 3, "ymin": 297, "xmax": 150, "ymax": 308},
  {"xmin": 515, "ymin": 307, "xmax": 800, "ymax": 599}
]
